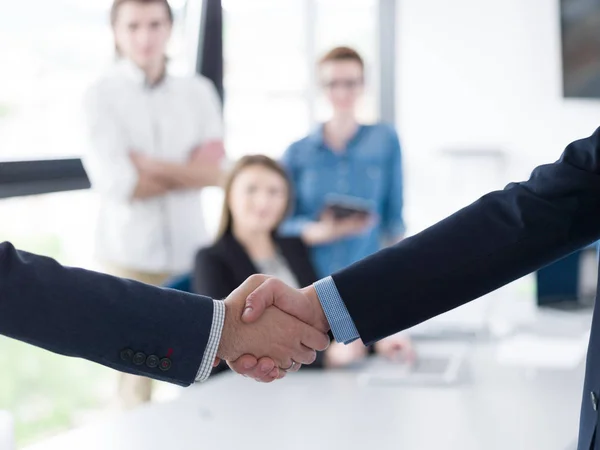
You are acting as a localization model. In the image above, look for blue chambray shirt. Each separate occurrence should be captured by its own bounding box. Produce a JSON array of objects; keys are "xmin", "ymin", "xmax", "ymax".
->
[{"xmin": 280, "ymin": 123, "xmax": 405, "ymax": 278}]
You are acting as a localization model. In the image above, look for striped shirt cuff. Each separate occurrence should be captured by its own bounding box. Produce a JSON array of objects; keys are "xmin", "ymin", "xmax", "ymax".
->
[
  {"xmin": 195, "ymin": 300, "xmax": 225, "ymax": 382},
  {"xmin": 313, "ymin": 277, "xmax": 360, "ymax": 344}
]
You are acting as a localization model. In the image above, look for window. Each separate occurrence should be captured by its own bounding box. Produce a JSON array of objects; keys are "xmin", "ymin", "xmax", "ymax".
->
[
  {"xmin": 1, "ymin": 1, "xmax": 385, "ymax": 445},
  {"xmin": 222, "ymin": 0, "xmax": 379, "ymax": 159},
  {"xmin": 314, "ymin": 0, "xmax": 379, "ymax": 123},
  {"xmin": 0, "ymin": 1, "xmax": 193, "ymax": 446},
  {"xmin": 0, "ymin": 0, "xmax": 192, "ymax": 162}
]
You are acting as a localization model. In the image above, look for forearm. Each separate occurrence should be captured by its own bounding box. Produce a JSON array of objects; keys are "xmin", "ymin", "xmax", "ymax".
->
[
  {"xmin": 301, "ymin": 221, "xmax": 336, "ymax": 246},
  {"xmin": 132, "ymin": 173, "xmax": 173, "ymax": 199},
  {"xmin": 0, "ymin": 242, "xmax": 213, "ymax": 386},
  {"xmin": 149, "ymin": 160, "xmax": 223, "ymax": 189},
  {"xmin": 280, "ymin": 216, "xmax": 332, "ymax": 245},
  {"xmin": 334, "ymin": 141, "xmax": 600, "ymax": 344}
]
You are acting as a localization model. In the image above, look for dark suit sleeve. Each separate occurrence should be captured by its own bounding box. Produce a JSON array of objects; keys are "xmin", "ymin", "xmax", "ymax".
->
[
  {"xmin": 193, "ymin": 249, "xmax": 236, "ymax": 300},
  {"xmin": 0, "ymin": 242, "xmax": 214, "ymax": 387},
  {"xmin": 333, "ymin": 127, "xmax": 600, "ymax": 345}
]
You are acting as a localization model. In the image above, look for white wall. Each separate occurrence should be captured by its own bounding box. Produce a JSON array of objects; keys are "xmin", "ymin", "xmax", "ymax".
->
[{"xmin": 398, "ymin": 0, "xmax": 600, "ymax": 232}]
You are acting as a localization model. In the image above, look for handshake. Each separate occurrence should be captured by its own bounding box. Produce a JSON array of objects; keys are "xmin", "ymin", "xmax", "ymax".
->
[{"xmin": 215, "ymin": 275, "xmax": 332, "ymax": 382}]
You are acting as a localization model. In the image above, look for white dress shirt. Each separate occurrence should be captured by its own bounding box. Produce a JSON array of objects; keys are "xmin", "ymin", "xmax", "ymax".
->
[{"xmin": 83, "ymin": 59, "xmax": 223, "ymax": 274}]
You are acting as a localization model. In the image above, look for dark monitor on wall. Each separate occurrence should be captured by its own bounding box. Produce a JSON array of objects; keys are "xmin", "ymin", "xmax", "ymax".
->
[
  {"xmin": 537, "ymin": 250, "xmax": 581, "ymax": 308},
  {"xmin": 561, "ymin": 0, "xmax": 600, "ymax": 98},
  {"xmin": 537, "ymin": 247, "xmax": 597, "ymax": 310}
]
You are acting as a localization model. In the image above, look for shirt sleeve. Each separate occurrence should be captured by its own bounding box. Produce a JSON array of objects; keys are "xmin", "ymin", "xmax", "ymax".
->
[
  {"xmin": 313, "ymin": 277, "xmax": 360, "ymax": 344},
  {"xmin": 381, "ymin": 127, "xmax": 406, "ymax": 238},
  {"xmin": 195, "ymin": 300, "xmax": 226, "ymax": 382},
  {"xmin": 196, "ymin": 77, "xmax": 224, "ymax": 142},
  {"xmin": 82, "ymin": 86, "xmax": 138, "ymax": 202},
  {"xmin": 279, "ymin": 144, "xmax": 315, "ymax": 236}
]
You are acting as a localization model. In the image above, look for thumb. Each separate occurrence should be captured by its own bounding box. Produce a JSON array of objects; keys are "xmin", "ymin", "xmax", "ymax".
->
[{"xmin": 241, "ymin": 278, "xmax": 276, "ymax": 323}]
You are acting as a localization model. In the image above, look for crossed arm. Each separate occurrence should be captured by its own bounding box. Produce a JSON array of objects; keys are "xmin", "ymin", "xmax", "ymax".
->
[{"xmin": 130, "ymin": 141, "xmax": 226, "ymax": 199}]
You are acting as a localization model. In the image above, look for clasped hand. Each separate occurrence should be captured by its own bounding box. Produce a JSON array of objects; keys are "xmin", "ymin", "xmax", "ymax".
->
[{"xmin": 216, "ymin": 275, "xmax": 330, "ymax": 380}]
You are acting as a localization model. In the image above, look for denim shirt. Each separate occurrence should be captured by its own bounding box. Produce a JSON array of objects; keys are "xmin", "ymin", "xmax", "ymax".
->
[{"xmin": 280, "ymin": 123, "xmax": 405, "ymax": 278}]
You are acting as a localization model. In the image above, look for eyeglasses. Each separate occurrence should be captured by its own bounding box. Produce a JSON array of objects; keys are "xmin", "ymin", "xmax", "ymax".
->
[{"xmin": 322, "ymin": 78, "xmax": 364, "ymax": 90}]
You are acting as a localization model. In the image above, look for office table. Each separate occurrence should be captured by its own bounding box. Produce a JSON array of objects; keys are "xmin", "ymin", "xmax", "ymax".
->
[{"xmin": 25, "ymin": 310, "xmax": 591, "ymax": 450}]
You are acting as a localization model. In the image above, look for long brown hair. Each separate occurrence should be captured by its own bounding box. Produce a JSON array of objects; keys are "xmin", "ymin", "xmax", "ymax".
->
[
  {"xmin": 216, "ymin": 155, "xmax": 293, "ymax": 241},
  {"xmin": 110, "ymin": 0, "xmax": 174, "ymax": 56}
]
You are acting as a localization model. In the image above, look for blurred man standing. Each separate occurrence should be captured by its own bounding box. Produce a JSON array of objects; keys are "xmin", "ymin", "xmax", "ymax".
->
[{"xmin": 83, "ymin": 0, "xmax": 224, "ymax": 408}]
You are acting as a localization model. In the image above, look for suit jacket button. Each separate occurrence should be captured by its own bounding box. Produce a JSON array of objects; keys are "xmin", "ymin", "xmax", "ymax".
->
[
  {"xmin": 120, "ymin": 349, "xmax": 134, "ymax": 362},
  {"xmin": 146, "ymin": 355, "xmax": 160, "ymax": 369},
  {"xmin": 159, "ymin": 358, "xmax": 172, "ymax": 371},
  {"xmin": 133, "ymin": 352, "xmax": 147, "ymax": 366},
  {"xmin": 591, "ymin": 391, "xmax": 598, "ymax": 411}
]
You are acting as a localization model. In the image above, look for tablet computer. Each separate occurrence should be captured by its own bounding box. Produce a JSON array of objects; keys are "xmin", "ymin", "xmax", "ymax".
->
[
  {"xmin": 323, "ymin": 194, "xmax": 374, "ymax": 220},
  {"xmin": 357, "ymin": 351, "xmax": 467, "ymax": 386}
]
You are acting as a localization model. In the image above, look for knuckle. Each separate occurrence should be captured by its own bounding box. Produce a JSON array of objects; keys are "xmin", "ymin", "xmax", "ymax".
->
[
  {"xmin": 263, "ymin": 277, "xmax": 278, "ymax": 290},
  {"xmin": 248, "ymin": 274, "xmax": 264, "ymax": 284}
]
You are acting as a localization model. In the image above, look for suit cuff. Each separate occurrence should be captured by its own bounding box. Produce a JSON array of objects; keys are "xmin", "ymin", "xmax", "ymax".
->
[
  {"xmin": 195, "ymin": 300, "xmax": 225, "ymax": 382},
  {"xmin": 313, "ymin": 277, "xmax": 360, "ymax": 344}
]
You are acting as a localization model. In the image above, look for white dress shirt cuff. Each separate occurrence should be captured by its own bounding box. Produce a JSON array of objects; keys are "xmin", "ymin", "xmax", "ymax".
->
[{"xmin": 195, "ymin": 300, "xmax": 226, "ymax": 382}]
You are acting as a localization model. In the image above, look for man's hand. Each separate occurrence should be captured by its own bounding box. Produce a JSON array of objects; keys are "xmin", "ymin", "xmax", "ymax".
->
[
  {"xmin": 214, "ymin": 355, "xmax": 284, "ymax": 383},
  {"xmin": 374, "ymin": 333, "xmax": 416, "ymax": 362},
  {"xmin": 324, "ymin": 340, "xmax": 368, "ymax": 368},
  {"xmin": 242, "ymin": 278, "xmax": 330, "ymax": 333},
  {"xmin": 130, "ymin": 151, "xmax": 158, "ymax": 174},
  {"xmin": 225, "ymin": 278, "xmax": 331, "ymax": 381},
  {"xmin": 301, "ymin": 212, "xmax": 376, "ymax": 246},
  {"xmin": 190, "ymin": 140, "xmax": 225, "ymax": 164},
  {"xmin": 129, "ymin": 151, "xmax": 173, "ymax": 199},
  {"xmin": 217, "ymin": 275, "xmax": 330, "ymax": 374},
  {"xmin": 130, "ymin": 148, "xmax": 224, "ymax": 189}
]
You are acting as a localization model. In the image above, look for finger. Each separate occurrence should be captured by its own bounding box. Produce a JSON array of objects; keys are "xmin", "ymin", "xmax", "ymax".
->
[
  {"xmin": 291, "ymin": 345, "xmax": 317, "ymax": 366},
  {"xmin": 213, "ymin": 357, "xmax": 222, "ymax": 368},
  {"xmin": 301, "ymin": 326, "xmax": 331, "ymax": 352},
  {"xmin": 246, "ymin": 357, "xmax": 278, "ymax": 382},
  {"xmin": 321, "ymin": 210, "xmax": 335, "ymax": 222},
  {"xmin": 402, "ymin": 346, "xmax": 417, "ymax": 363},
  {"xmin": 384, "ymin": 347, "xmax": 401, "ymax": 360},
  {"xmin": 248, "ymin": 278, "xmax": 312, "ymax": 326},
  {"xmin": 287, "ymin": 361, "xmax": 302, "ymax": 373},
  {"xmin": 242, "ymin": 277, "xmax": 277, "ymax": 323},
  {"xmin": 256, "ymin": 357, "xmax": 277, "ymax": 375},
  {"xmin": 226, "ymin": 354, "xmax": 259, "ymax": 375},
  {"xmin": 259, "ymin": 367, "xmax": 284, "ymax": 382}
]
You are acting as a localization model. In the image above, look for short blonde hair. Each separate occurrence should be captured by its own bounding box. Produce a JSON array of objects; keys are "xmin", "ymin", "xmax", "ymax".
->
[{"xmin": 318, "ymin": 46, "xmax": 364, "ymax": 69}]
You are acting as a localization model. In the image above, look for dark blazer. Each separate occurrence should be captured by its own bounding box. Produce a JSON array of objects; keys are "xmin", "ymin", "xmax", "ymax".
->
[
  {"xmin": 193, "ymin": 232, "xmax": 324, "ymax": 368},
  {"xmin": 194, "ymin": 232, "xmax": 318, "ymax": 299},
  {"xmin": 0, "ymin": 242, "xmax": 213, "ymax": 387},
  {"xmin": 331, "ymin": 127, "xmax": 600, "ymax": 450}
]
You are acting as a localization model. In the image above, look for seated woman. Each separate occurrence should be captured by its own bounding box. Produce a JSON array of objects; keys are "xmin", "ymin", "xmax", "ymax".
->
[{"xmin": 194, "ymin": 155, "xmax": 413, "ymax": 370}]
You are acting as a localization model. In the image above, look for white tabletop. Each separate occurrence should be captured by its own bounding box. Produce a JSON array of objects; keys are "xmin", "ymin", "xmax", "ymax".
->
[{"xmin": 25, "ymin": 309, "xmax": 592, "ymax": 450}]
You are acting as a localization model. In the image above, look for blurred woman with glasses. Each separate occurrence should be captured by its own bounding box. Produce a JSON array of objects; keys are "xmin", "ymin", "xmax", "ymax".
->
[{"xmin": 280, "ymin": 47, "xmax": 413, "ymax": 368}]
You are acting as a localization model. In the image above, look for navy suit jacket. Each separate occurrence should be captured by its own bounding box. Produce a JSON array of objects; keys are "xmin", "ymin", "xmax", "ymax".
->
[
  {"xmin": 0, "ymin": 242, "xmax": 214, "ymax": 387},
  {"xmin": 332, "ymin": 127, "xmax": 600, "ymax": 449}
]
